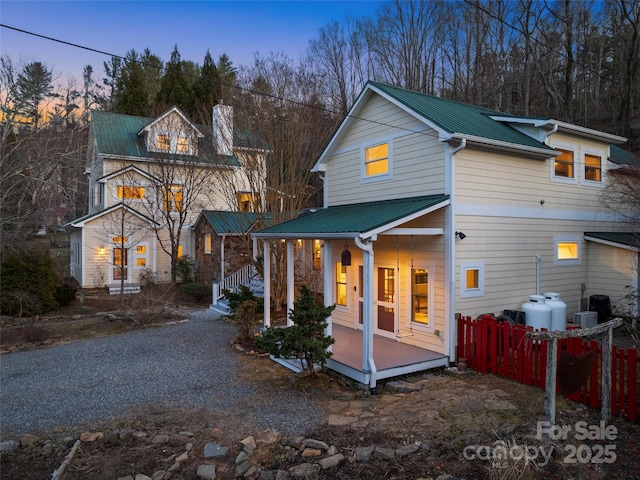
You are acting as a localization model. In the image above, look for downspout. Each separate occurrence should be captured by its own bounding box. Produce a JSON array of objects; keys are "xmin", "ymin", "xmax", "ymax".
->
[
  {"xmin": 446, "ymin": 139, "xmax": 466, "ymax": 363},
  {"xmin": 354, "ymin": 236, "xmax": 377, "ymax": 393}
]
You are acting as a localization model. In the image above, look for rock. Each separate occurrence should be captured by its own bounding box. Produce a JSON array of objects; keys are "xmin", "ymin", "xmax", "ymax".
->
[
  {"xmin": 176, "ymin": 451, "xmax": 189, "ymax": 462},
  {"xmin": 0, "ymin": 440, "xmax": 20, "ymax": 452},
  {"xmin": 236, "ymin": 461, "xmax": 251, "ymax": 475},
  {"xmin": 135, "ymin": 475, "xmax": 152, "ymax": 480},
  {"xmin": 375, "ymin": 447, "xmax": 395, "ymax": 460},
  {"xmin": 396, "ymin": 443, "xmax": 420, "ymax": 457},
  {"xmin": 385, "ymin": 380, "xmax": 422, "ymax": 393},
  {"xmin": 204, "ymin": 441, "xmax": 228, "ymax": 458},
  {"xmin": 302, "ymin": 438, "xmax": 328, "ymax": 450},
  {"xmin": 179, "ymin": 431, "xmax": 194, "ymax": 437},
  {"xmin": 41, "ymin": 442, "xmax": 53, "ymax": 455},
  {"xmin": 326, "ymin": 445, "xmax": 338, "ymax": 456},
  {"xmin": 243, "ymin": 465, "xmax": 260, "ymax": 479},
  {"xmin": 288, "ymin": 463, "xmax": 318, "ymax": 478},
  {"xmin": 319, "ymin": 453, "xmax": 345, "ymax": 469},
  {"xmin": 301, "ymin": 448, "xmax": 322, "ymax": 457},
  {"xmin": 281, "ymin": 436, "xmax": 304, "ymax": 448},
  {"xmin": 355, "ymin": 446, "xmax": 375, "ymax": 461},
  {"xmin": 436, "ymin": 475, "xmax": 458, "ymax": 480},
  {"xmin": 185, "ymin": 442, "xmax": 194, "ymax": 451},
  {"xmin": 151, "ymin": 434, "xmax": 169, "ymax": 444},
  {"xmin": 20, "ymin": 434, "xmax": 40, "ymax": 446},
  {"xmin": 168, "ymin": 462, "xmax": 181, "ymax": 472},
  {"xmin": 80, "ymin": 431, "xmax": 103, "ymax": 442},
  {"xmin": 152, "ymin": 471, "xmax": 166, "ymax": 480},
  {"xmin": 196, "ymin": 464, "xmax": 216, "ymax": 479},
  {"xmin": 241, "ymin": 436, "xmax": 257, "ymax": 454},
  {"xmin": 326, "ymin": 414, "xmax": 357, "ymax": 426},
  {"xmin": 258, "ymin": 471, "xmax": 275, "ymax": 480},
  {"xmin": 236, "ymin": 450, "xmax": 249, "ymax": 464},
  {"xmin": 275, "ymin": 471, "xmax": 289, "ymax": 480},
  {"xmin": 132, "ymin": 431, "xmax": 148, "ymax": 441}
]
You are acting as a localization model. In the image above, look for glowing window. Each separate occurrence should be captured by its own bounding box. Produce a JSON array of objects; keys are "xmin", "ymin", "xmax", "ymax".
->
[
  {"xmin": 176, "ymin": 136, "xmax": 189, "ymax": 153},
  {"xmin": 135, "ymin": 245, "xmax": 147, "ymax": 267},
  {"xmin": 177, "ymin": 244, "xmax": 184, "ymax": 259},
  {"xmin": 163, "ymin": 185, "xmax": 184, "ymax": 212},
  {"xmin": 157, "ymin": 134, "xmax": 170, "ymax": 151},
  {"xmin": 204, "ymin": 234, "xmax": 212, "ymax": 254},
  {"xmin": 584, "ymin": 154, "xmax": 602, "ymax": 182},
  {"xmin": 112, "ymin": 236, "xmax": 128, "ymax": 244},
  {"xmin": 554, "ymin": 149, "xmax": 574, "ymax": 179},
  {"xmin": 411, "ymin": 268, "xmax": 429, "ymax": 325},
  {"xmin": 336, "ymin": 262, "xmax": 347, "ymax": 307},
  {"xmin": 364, "ymin": 143, "xmax": 389, "ymax": 177},
  {"xmin": 237, "ymin": 192, "xmax": 254, "ymax": 212},
  {"xmin": 461, "ymin": 262, "xmax": 484, "ymax": 298},
  {"xmin": 555, "ymin": 236, "xmax": 581, "ymax": 265},
  {"xmin": 313, "ymin": 240, "xmax": 322, "ymax": 270},
  {"xmin": 117, "ymin": 185, "xmax": 145, "ymax": 200}
]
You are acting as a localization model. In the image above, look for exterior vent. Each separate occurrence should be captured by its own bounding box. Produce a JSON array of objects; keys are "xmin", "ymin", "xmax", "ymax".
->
[{"xmin": 574, "ymin": 311, "xmax": 597, "ymax": 328}]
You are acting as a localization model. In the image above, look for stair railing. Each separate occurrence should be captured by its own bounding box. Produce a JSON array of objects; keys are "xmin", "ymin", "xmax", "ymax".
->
[{"xmin": 211, "ymin": 263, "xmax": 258, "ymax": 306}]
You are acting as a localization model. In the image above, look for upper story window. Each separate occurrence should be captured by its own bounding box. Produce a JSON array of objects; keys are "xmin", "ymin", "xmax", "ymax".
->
[
  {"xmin": 162, "ymin": 185, "xmax": 184, "ymax": 212},
  {"xmin": 117, "ymin": 185, "xmax": 145, "ymax": 200},
  {"xmin": 176, "ymin": 136, "xmax": 189, "ymax": 153},
  {"xmin": 584, "ymin": 153, "xmax": 603, "ymax": 183},
  {"xmin": 363, "ymin": 142, "xmax": 391, "ymax": 181},
  {"xmin": 156, "ymin": 134, "xmax": 171, "ymax": 151},
  {"xmin": 554, "ymin": 148, "xmax": 574, "ymax": 179}
]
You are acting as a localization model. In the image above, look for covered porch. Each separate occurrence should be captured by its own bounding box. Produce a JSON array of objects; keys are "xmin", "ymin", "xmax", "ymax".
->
[{"xmin": 253, "ymin": 195, "xmax": 453, "ymax": 390}]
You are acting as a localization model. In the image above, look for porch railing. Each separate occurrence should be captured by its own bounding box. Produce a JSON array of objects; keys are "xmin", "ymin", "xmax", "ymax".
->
[{"xmin": 211, "ymin": 263, "xmax": 258, "ymax": 306}]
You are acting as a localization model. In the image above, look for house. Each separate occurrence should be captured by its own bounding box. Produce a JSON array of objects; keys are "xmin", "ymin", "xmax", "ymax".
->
[
  {"xmin": 68, "ymin": 105, "xmax": 266, "ymax": 292},
  {"xmin": 253, "ymin": 81, "xmax": 639, "ymax": 390}
]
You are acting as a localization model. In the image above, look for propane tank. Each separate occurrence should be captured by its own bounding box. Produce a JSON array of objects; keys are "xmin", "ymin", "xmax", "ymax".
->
[
  {"xmin": 544, "ymin": 292, "xmax": 567, "ymax": 331},
  {"xmin": 521, "ymin": 295, "xmax": 552, "ymax": 331}
]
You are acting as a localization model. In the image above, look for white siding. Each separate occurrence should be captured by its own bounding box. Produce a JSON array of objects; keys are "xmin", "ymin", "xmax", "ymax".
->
[
  {"xmin": 325, "ymin": 94, "xmax": 446, "ymax": 206},
  {"xmin": 587, "ymin": 242, "xmax": 638, "ymax": 314}
]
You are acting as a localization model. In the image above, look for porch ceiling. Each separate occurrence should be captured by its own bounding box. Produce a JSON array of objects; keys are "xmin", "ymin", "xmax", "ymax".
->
[{"xmin": 253, "ymin": 194, "xmax": 449, "ymax": 240}]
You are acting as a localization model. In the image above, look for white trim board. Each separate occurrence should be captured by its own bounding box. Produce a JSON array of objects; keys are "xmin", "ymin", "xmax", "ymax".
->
[{"xmin": 456, "ymin": 204, "xmax": 625, "ymax": 222}]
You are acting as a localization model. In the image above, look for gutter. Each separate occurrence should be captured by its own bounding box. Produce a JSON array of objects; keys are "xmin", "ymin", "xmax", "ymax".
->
[{"xmin": 354, "ymin": 236, "xmax": 378, "ymax": 393}]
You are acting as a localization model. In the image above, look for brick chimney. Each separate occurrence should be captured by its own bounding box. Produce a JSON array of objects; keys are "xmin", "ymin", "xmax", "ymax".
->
[{"xmin": 213, "ymin": 103, "xmax": 233, "ymax": 156}]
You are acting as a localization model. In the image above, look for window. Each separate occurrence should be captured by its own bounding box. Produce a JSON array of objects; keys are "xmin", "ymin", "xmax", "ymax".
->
[
  {"xmin": 113, "ymin": 247, "xmax": 128, "ymax": 280},
  {"xmin": 117, "ymin": 185, "xmax": 145, "ymax": 200},
  {"xmin": 336, "ymin": 262, "xmax": 347, "ymax": 307},
  {"xmin": 135, "ymin": 245, "xmax": 147, "ymax": 267},
  {"xmin": 177, "ymin": 243, "xmax": 184, "ymax": 260},
  {"xmin": 313, "ymin": 240, "xmax": 322, "ymax": 270},
  {"xmin": 461, "ymin": 261, "xmax": 484, "ymax": 298},
  {"xmin": 584, "ymin": 153, "xmax": 602, "ymax": 183},
  {"xmin": 364, "ymin": 142, "xmax": 390, "ymax": 178},
  {"xmin": 237, "ymin": 192, "xmax": 254, "ymax": 212},
  {"xmin": 176, "ymin": 136, "xmax": 189, "ymax": 153},
  {"xmin": 554, "ymin": 148, "xmax": 574, "ymax": 179},
  {"xmin": 112, "ymin": 236, "xmax": 128, "ymax": 244},
  {"xmin": 204, "ymin": 234, "xmax": 212, "ymax": 254},
  {"xmin": 157, "ymin": 134, "xmax": 170, "ymax": 151},
  {"xmin": 411, "ymin": 268, "xmax": 429, "ymax": 325},
  {"xmin": 162, "ymin": 185, "xmax": 184, "ymax": 212},
  {"xmin": 555, "ymin": 236, "xmax": 581, "ymax": 265},
  {"xmin": 92, "ymin": 183, "xmax": 104, "ymax": 207}
]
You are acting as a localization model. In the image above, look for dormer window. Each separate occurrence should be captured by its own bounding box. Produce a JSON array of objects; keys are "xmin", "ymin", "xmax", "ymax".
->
[{"xmin": 157, "ymin": 134, "xmax": 171, "ymax": 151}]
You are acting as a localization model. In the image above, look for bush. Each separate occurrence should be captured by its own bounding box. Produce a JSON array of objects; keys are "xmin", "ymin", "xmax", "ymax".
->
[
  {"xmin": 223, "ymin": 284, "xmax": 264, "ymax": 315},
  {"xmin": 54, "ymin": 279, "xmax": 77, "ymax": 307},
  {"xmin": 1, "ymin": 248, "xmax": 59, "ymax": 316},
  {"xmin": 255, "ymin": 285, "xmax": 335, "ymax": 375},
  {"xmin": 178, "ymin": 282, "xmax": 210, "ymax": 302},
  {"xmin": 175, "ymin": 255, "xmax": 194, "ymax": 283},
  {"xmin": 234, "ymin": 299, "xmax": 261, "ymax": 342}
]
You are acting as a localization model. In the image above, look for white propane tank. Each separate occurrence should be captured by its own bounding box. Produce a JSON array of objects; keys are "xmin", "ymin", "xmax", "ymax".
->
[
  {"xmin": 521, "ymin": 295, "xmax": 552, "ymax": 331},
  {"xmin": 544, "ymin": 292, "xmax": 567, "ymax": 331}
]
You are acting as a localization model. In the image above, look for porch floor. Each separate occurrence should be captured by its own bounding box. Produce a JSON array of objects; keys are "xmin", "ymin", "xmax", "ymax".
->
[{"xmin": 331, "ymin": 323, "xmax": 448, "ymax": 372}]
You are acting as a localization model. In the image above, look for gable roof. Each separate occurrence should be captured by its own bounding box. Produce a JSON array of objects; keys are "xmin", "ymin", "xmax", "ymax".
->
[
  {"xmin": 199, "ymin": 211, "xmax": 261, "ymax": 235},
  {"xmin": 584, "ymin": 232, "xmax": 640, "ymax": 251},
  {"xmin": 98, "ymin": 165, "xmax": 161, "ymax": 183},
  {"xmin": 66, "ymin": 203, "xmax": 159, "ymax": 228},
  {"xmin": 90, "ymin": 110, "xmax": 262, "ymax": 167},
  {"xmin": 254, "ymin": 194, "xmax": 449, "ymax": 240},
  {"xmin": 138, "ymin": 106, "xmax": 204, "ymax": 138}
]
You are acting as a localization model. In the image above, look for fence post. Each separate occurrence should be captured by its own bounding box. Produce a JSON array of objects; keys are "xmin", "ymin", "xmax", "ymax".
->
[
  {"xmin": 602, "ymin": 327, "xmax": 612, "ymax": 422},
  {"xmin": 544, "ymin": 337, "xmax": 558, "ymax": 439}
]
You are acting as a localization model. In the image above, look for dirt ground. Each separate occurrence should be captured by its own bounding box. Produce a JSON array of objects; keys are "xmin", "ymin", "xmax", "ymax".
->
[{"xmin": 1, "ymin": 292, "xmax": 639, "ymax": 480}]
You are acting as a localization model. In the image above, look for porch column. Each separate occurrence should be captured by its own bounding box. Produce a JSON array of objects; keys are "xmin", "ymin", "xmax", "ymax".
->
[
  {"xmin": 263, "ymin": 240, "xmax": 271, "ymax": 328},
  {"xmin": 323, "ymin": 241, "xmax": 333, "ymax": 343},
  {"xmin": 252, "ymin": 236, "xmax": 258, "ymax": 261},
  {"xmin": 220, "ymin": 234, "xmax": 226, "ymax": 282},
  {"xmin": 355, "ymin": 237, "xmax": 376, "ymax": 390},
  {"xmin": 286, "ymin": 240, "xmax": 295, "ymax": 326}
]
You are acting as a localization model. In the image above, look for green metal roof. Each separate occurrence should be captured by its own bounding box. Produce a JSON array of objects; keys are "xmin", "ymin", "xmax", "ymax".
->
[
  {"xmin": 585, "ymin": 232, "xmax": 640, "ymax": 250},
  {"xmin": 90, "ymin": 110, "xmax": 265, "ymax": 167},
  {"xmin": 255, "ymin": 194, "xmax": 449, "ymax": 238},
  {"xmin": 201, "ymin": 211, "xmax": 260, "ymax": 234},
  {"xmin": 368, "ymin": 81, "xmax": 555, "ymax": 152},
  {"xmin": 609, "ymin": 144, "xmax": 640, "ymax": 166}
]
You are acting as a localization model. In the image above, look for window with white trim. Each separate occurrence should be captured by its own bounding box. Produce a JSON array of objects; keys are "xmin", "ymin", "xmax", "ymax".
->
[
  {"xmin": 461, "ymin": 261, "xmax": 484, "ymax": 298},
  {"xmin": 336, "ymin": 262, "xmax": 348, "ymax": 307},
  {"xmin": 583, "ymin": 152, "xmax": 604, "ymax": 185},
  {"xmin": 410, "ymin": 265, "xmax": 434, "ymax": 331},
  {"xmin": 553, "ymin": 148, "xmax": 575, "ymax": 180},
  {"xmin": 362, "ymin": 141, "xmax": 391, "ymax": 181},
  {"xmin": 134, "ymin": 244, "xmax": 148, "ymax": 268},
  {"xmin": 555, "ymin": 236, "xmax": 581, "ymax": 265}
]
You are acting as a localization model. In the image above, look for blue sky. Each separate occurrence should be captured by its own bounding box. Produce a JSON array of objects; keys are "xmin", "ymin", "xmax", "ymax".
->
[{"xmin": 1, "ymin": 1, "xmax": 383, "ymax": 81}]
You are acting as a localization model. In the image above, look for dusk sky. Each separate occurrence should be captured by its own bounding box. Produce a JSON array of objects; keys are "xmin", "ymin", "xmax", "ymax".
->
[{"xmin": 1, "ymin": 0, "xmax": 384, "ymax": 82}]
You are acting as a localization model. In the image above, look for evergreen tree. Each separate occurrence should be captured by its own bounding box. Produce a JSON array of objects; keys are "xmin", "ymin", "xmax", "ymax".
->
[
  {"xmin": 115, "ymin": 50, "xmax": 150, "ymax": 116},
  {"xmin": 156, "ymin": 45, "xmax": 191, "ymax": 112},
  {"xmin": 15, "ymin": 61, "xmax": 54, "ymax": 128}
]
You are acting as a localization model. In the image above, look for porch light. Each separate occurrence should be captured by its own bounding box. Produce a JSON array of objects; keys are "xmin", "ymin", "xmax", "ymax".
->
[
  {"xmin": 341, "ymin": 242, "xmax": 351, "ymax": 266},
  {"xmin": 455, "ymin": 231, "xmax": 467, "ymax": 240},
  {"xmin": 98, "ymin": 246, "xmax": 106, "ymax": 255}
]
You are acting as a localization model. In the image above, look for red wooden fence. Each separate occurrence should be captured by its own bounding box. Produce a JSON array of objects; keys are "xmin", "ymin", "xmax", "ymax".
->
[{"xmin": 456, "ymin": 315, "xmax": 638, "ymax": 423}]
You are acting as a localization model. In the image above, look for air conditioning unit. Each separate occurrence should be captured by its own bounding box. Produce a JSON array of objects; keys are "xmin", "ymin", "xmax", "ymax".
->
[{"xmin": 574, "ymin": 311, "xmax": 597, "ymax": 328}]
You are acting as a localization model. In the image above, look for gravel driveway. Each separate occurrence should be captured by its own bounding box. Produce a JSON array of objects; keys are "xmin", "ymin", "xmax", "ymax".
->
[{"xmin": 0, "ymin": 309, "xmax": 322, "ymax": 438}]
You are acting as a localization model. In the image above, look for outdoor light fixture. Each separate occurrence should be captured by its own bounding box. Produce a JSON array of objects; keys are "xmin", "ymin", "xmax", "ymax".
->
[
  {"xmin": 98, "ymin": 246, "xmax": 106, "ymax": 255},
  {"xmin": 455, "ymin": 231, "xmax": 467, "ymax": 240},
  {"xmin": 341, "ymin": 242, "xmax": 351, "ymax": 266}
]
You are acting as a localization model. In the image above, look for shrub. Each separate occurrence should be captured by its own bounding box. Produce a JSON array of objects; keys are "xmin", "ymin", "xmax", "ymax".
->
[
  {"xmin": 55, "ymin": 278, "xmax": 77, "ymax": 307},
  {"xmin": 234, "ymin": 299, "xmax": 261, "ymax": 342},
  {"xmin": 175, "ymin": 255, "xmax": 194, "ymax": 283},
  {"xmin": 1, "ymin": 248, "xmax": 59, "ymax": 316},
  {"xmin": 223, "ymin": 284, "xmax": 264, "ymax": 315},
  {"xmin": 178, "ymin": 282, "xmax": 211, "ymax": 302},
  {"xmin": 255, "ymin": 285, "xmax": 335, "ymax": 375}
]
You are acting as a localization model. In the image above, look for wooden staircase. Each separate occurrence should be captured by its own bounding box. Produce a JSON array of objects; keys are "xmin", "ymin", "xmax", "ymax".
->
[{"xmin": 209, "ymin": 264, "xmax": 263, "ymax": 315}]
